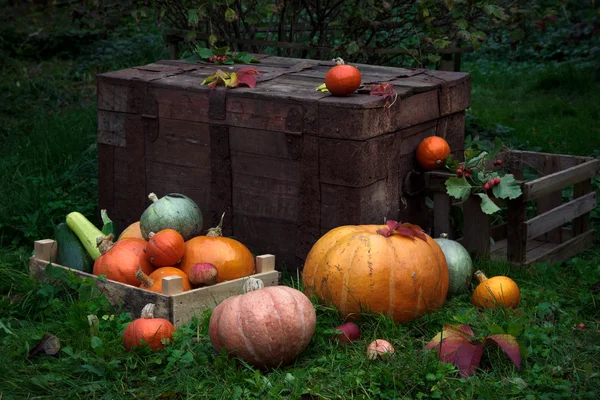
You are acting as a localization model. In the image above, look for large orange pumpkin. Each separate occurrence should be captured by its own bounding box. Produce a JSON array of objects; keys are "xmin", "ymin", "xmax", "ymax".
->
[
  {"xmin": 137, "ymin": 266, "xmax": 192, "ymax": 293},
  {"xmin": 302, "ymin": 221, "xmax": 449, "ymax": 323},
  {"xmin": 416, "ymin": 136, "xmax": 451, "ymax": 170},
  {"xmin": 178, "ymin": 213, "xmax": 255, "ymax": 283},
  {"xmin": 93, "ymin": 237, "xmax": 154, "ymax": 286},
  {"xmin": 325, "ymin": 59, "xmax": 362, "ymax": 97},
  {"xmin": 118, "ymin": 221, "xmax": 145, "ymax": 241},
  {"xmin": 122, "ymin": 303, "xmax": 176, "ymax": 351},
  {"xmin": 209, "ymin": 286, "xmax": 316, "ymax": 369}
]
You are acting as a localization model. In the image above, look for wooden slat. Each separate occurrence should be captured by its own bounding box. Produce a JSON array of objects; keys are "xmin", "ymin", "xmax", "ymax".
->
[
  {"xmin": 256, "ymin": 255, "xmax": 276, "ymax": 273},
  {"xmin": 169, "ymin": 270, "xmax": 280, "ymax": 326},
  {"xmin": 509, "ymin": 150, "xmax": 592, "ymax": 172},
  {"xmin": 525, "ymin": 192, "xmax": 596, "ymax": 241},
  {"xmin": 573, "ymin": 179, "xmax": 592, "ymax": 236},
  {"xmin": 461, "ymin": 196, "xmax": 490, "ymax": 256},
  {"xmin": 29, "ymin": 257, "xmax": 172, "ymax": 320},
  {"xmin": 535, "ymin": 154, "xmax": 562, "ymax": 243},
  {"xmin": 526, "ymin": 230, "xmax": 596, "ymax": 265},
  {"xmin": 34, "ymin": 239, "xmax": 58, "ymax": 263},
  {"xmin": 432, "ymin": 192, "xmax": 452, "ymax": 238},
  {"xmin": 523, "ymin": 159, "xmax": 600, "ymax": 200},
  {"xmin": 507, "ymin": 197, "xmax": 527, "ymax": 263}
]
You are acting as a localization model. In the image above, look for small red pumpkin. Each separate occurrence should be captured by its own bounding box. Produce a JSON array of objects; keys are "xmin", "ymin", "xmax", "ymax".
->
[
  {"xmin": 416, "ymin": 136, "xmax": 451, "ymax": 170},
  {"xmin": 122, "ymin": 303, "xmax": 176, "ymax": 351},
  {"xmin": 145, "ymin": 229, "xmax": 185, "ymax": 267},
  {"xmin": 93, "ymin": 236, "xmax": 154, "ymax": 286},
  {"xmin": 325, "ymin": 59, "xmax": 362, "ymax": 96},
  {"xmin": 137, "ymin": 267, "xmax": 192, "ymax": 293}
]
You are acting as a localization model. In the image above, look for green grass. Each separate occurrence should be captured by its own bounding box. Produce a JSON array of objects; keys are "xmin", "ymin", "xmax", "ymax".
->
[{"xmin": 1, "ymin": 6, "xmax": 600, "ymax": 399}]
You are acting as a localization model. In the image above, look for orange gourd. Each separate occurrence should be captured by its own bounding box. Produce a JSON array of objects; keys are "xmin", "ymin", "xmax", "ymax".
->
[
  {"xmin": 93, "ymin": 236, "xmax": 154, "ymax": 286},
  {"xmin": 302, "ymin": 222, "xmax": 449, "ymax": 323},
  {"xmin": 136, "ymin": 267, "xmax": 192, "ymax": 293},
  {"xmin": 122, "ymin": 303, "xmax": 176, "ymax": 351},
  {"xmin": 416, "ymin": 136, "xmax": 451, "ymax": 170},
  {"xmin": 325, "ymin": 59, "xmax": 362, "ymax": 97},
  {"xmin": 178, "ymin": 213, "xmax": 255, "ymax": 283},
  {"xmin": 471, "ymin": 270, "xmax": 520, "ymax": 309},
  {"xmin": 145, "ymin": 229, "xmax": 185, "ymax": 267},
  {"xmin": 118, "ymin": 221, "xmax": 145, "ymax": 241}
]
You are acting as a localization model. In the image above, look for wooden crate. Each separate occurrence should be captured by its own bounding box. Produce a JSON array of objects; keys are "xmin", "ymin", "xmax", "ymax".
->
[
  {"xmin": 426, "ymin": 150, "xmax": 599, "ymax": 265},
  {"xmin": 29, "ymin": 239, "xmax": 280, "ymax": 326},
  {"xmin": 96, "ymin": 55, "xmax": 471, "ymax": 269}
]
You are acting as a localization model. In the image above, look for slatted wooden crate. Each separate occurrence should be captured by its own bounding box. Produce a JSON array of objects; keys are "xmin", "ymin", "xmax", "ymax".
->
[
  {"xmin": 96, "ymin": 54, "xmax": 471, "ymax": 269},
  {"xmin": 426, "ymin": 150, "xmax": 599, "ymax": 265},
  {"xmin": 29, "ymin": 239, "xmax": 280, "ymax": 326}
]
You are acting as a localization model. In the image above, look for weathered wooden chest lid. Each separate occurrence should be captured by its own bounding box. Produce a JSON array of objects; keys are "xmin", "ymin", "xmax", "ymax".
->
[{"xmin": 97, "ymin": 54, "xmax": 471, "ymax": 140}]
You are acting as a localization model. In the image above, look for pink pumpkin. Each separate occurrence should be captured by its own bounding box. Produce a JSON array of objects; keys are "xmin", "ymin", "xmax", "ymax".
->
[{"xmin": 209, "ymin": 286, "xmax": 316, "ymax": 369}]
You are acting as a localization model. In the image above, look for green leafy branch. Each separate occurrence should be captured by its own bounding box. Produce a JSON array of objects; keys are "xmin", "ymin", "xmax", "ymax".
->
[
  {"xmin": 188, "ymin": 45, "xmax": 259, "ymax": 65},
  {"xmin": 444, "ymin": 138, "xmax": 522, "ymax": 215}
]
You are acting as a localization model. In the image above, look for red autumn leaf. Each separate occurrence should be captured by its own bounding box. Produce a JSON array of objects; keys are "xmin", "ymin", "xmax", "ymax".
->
[
  {"xmin": 484, "ymin": 334, "xmax": 521, "ymax": 370},
  {"xmin": 425, "ymin": 324, "xmax": 475, "ymax": 351},
  {"xmin": 236, "ymin": 73, "xmax": 258, "ymax": 88},
  {"xmin": 237, "ymin": 67, "xmax": 262, "ymax": 76},
  {"xmin": 395, "ymin": 223, "xmax": 428, "ymax": 242},
  {"xmin": 370, "ymin": 82, "xmax": 395, "ymax": 100},
  {"xmin": 455, "ymin": 342, "xmax": 484, "ymax": 377},
  {"xmin": 386, "ymin": 220, "xmax": 401, "ymax": 231}
]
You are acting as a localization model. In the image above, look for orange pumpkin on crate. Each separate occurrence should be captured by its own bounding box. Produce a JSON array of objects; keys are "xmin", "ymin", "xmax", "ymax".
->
[
  {"xmin": 118, "ymin": 221, "xmax": 145, "ymax": 241},
  {"xmin": 325, "ymin": 58, "xmax": 362, "ymax": 96},
  {"xmin": 177, "ymin": 213, "xmax": 255, "ymax": 283},
  {"xmin": 93, "ymin": 236, "xmax": 154, "ymax": 286},
  {"xmin": 416, "ymin": 136, "xmax": 451, "ymax": 170},
  {"xmin": 136, "ymin": 266, "xmax": 192, "ymax": 293},
  {"xmin": 145, "ymin": 229, "xmax": 185, "ymax": 267},
  {"xmin": 302, "ymin": 220, "xmax": 449, "ymax": 323}
]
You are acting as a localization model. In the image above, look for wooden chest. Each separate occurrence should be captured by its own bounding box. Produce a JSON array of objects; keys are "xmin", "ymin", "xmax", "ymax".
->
[{"xmin": 97, "ymin": 55, "xmax": 471, "ymax": 269}]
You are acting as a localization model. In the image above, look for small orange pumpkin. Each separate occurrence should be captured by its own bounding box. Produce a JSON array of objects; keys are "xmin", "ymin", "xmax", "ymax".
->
[
  {"xmin": 471, "ymin": 270, "xmax": 520, "ymax": 309},
  {"xmin": 136, "ymin": 266, "xmax": 192, "ymax": 293},
  {"xmin": 122, "ymin": 303, "xmax": 176, "ymax": 351},
  {"xmin": 416, "ymin": 136, "xmax": 451, "ymax": 170},
  {"xmin": 325, "ymin": 59, "xmax": 362, "ymax": 97},
  {"xmin": 178, "ymin": 213, "xmax": 255, "ymax": 283},
  {"xmin": 118, "ymin": 221, "xmax": 145, "ymax": 241},
  {"xmin": 145, "ymin": 229, "xmax": 185, "ymax": 267},
  {"xmin": 93, "ymin": 235, "xmax": 154, "ymax": 286}
]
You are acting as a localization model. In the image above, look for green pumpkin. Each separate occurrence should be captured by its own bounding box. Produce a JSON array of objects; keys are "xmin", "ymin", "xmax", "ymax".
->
[
  {"xmin": 140, "ymin": 193, "xmax": 203, "ymax": 241},
  {"xmin": 434, "ymin": 234, "xmax": 473, "ymax": 297}
]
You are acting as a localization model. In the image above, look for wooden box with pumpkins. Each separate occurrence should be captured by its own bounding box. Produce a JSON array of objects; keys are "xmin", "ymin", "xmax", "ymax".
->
[
  {"xmin": 29, "ymin": 193, "xmax": 280, "ymax": 327},
  {"xmin": 96, "ymin": 54, "xmax": 470, "ymax": 269}
]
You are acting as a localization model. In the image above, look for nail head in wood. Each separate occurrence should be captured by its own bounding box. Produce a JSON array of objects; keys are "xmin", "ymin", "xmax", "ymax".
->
[
  {"xmin": 34, "ymin": 239, "xmax": 58, "ymax": 262},
  {"xmin": 162, "ymin": 276, "xmax": 184, "ymax": 295},
  {"xmin": 256, "ymin": 254, "xmax": 276, "ymax": 273}
]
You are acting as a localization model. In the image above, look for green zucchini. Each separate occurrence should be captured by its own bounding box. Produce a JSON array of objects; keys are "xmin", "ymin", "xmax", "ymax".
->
[
  {"xmin": 54, "ymin": 223, "xmax": 93, "ymax": 273},
  {"xmin": 66, "ymin": 212, "xmax": 105, "ymax": 260}
]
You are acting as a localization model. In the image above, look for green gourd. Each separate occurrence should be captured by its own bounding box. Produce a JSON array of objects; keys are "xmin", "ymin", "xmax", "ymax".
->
[{"xmin": 434, "ymin": 233, "xmax": 474, "ymax": 297}]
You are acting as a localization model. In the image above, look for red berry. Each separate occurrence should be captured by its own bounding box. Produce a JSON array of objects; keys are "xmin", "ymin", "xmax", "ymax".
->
[
  {"xmin": 223, "ymin": 56, "xmax": 228, "ymax": 60},
  {"xmin": 577, "ymin": 323, "xmax": 585, "ymax": 329},
  {"xmin": 494, "ymin": 177, "xmax": 501, "ymax": 185},
  {"xmin": 496, "ymin": 159, "xmax": 503, "ymax": 166},
  {"xmin": 457, "ymin": 169, "xmax": 463, "ymax": 177},
  {"xmin": 209, "ymin": 57, "xmax": 214, "ymax": 63},
  {"xmin": 484, "ymin": 183, "xmax": 490, "ymax": 190}
]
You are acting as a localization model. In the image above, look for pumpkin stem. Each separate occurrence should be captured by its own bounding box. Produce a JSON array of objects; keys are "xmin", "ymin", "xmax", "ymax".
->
[
  {"xmin": 474, "ymin": 270, "xmax": 488, "ymax": 283},
  {"xmin": 440, "ymin": 233, "xmax": 449, "ymax": 239},
  {"xmin": 136, "ymin": 268, "xmax": 155, "ymax": 288},
  {"xmin": 97, "ymin": 234, "xmax": 115, "ymax": 255},
  {"xmin": 148, "ymin": 232, "xmax": 156, "ymax": 239},
  {"xmin": 332, "ymin": 57, "xmax": 345, "ymax": 65},
  {"xmin": 148, "ymin": 192, "xmax": 159, "ymax": 203},
  {"xmin": 140, "ymin": 303, "xmax": 156, "ymax": 319},
  {"xmin": 206, "ymin": 212, "xmax": 225, "ymax": 237}
]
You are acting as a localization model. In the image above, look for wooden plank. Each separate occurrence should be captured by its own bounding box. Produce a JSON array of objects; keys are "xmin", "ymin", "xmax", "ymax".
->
[
  {"xmin": 162, "ymin": 276, "xmax": 184, "ymax": 295},
  {"xmin": 573, "ymin": 179, "xmax": 592, "ymax": 236},
  {"xmin": 462, "ymin": 196, "xmax": 491, "ymax": 256},
  {"xmin": 34, "ymin": 239, "xmax": 58, "ymax": 263},
  {"xmin": 490, "ymin": 224, "xmax": 508, "ymax": 242},
  {"xmin": 536, "ymin": 154, "xmax": 563, "ymax": 243},
  {"xmin": 210, "ymin": 125, "xmax": 233, "ymax": 235},
  {"xmin": 490, "ymin": 239, "xmax": 547, "ymax": 260},
  {"xmin": 98, "ymin": 110, "xmax": 127, "ymax": 147},
  {"xmin": 146, "ymin": 118, "xmax": 211, "ymax": 167},
  {"xmin": 510, "ymin": 150, "xmax": 591, "ymax": 172},
  {"xmin": 432, "ymin": 192, "xmax": 452, "ymax": 238},
  {"xmin": 507, "ymin": 197, "xmax": 527, "ymax": 264},
  {"xmin": 524, "ymin": 159, "xmax": 600, "ymax": 200},
  {"xmin": 318, "ymin": 134, "xmax": 394, "ymax": 187},
  {"xmin": 526, "ymin": 230, "xmax": 596, "ymax": 265},
  {"xmin": 229, "ymin": 126, "xmax": 297, "ymax": 159},
  {"xmin": 526, "ymin": 192, "xmax": 596, "ymax": 241},
  {"xmin": 97, "ymin": 143, "xmax": 115, "ymax": 230},
  {"xmin": 170, "ymin": 270, "xmax": 281, "ymax": 326},
  {"xmin": 29, "ymin": 257, "xmax": 172, "ymax": 320}
]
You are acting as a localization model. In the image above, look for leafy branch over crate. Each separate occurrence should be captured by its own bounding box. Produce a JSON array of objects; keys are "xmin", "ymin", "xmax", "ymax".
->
[{"xmin": 444, "ymin": 138, "xmax": 522, "ymax": 215}]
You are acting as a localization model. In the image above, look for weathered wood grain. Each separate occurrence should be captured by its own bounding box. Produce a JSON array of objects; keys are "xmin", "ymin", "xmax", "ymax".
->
[
  {"xmin": 524, "ymin": 159, "xmax": 600, "ymax": 201},
  {"xmin": 432, "ymin": 192, "xmax": 453, "ymax": 238},
  {"xmin": 256, "ymin": 255, "xmax": 276, "ymax": 273},
  {"xmin": 525, "ymin": 192, "xmax": 596, "ymax": 241},
  {"xmin": 535, "ymin": 154, "xmax": 562, "ymax": 243},
  {"xmin": 526, "ymin": 230, "xmax": 596, "ymax": 265},
  {"xmin": 573, "ymin": 179, "xmax": 592, "ymax": 236},
  {"xmin": 97, "ymin": 143, "xmax": 115, "ymax": 229},
  {"xmin": 507, "ymin": 197, "xmax": 527, "ymax": 263},
  {"xmin": 461, "ymin": 196, "xmax": 491, "ymax": 256}
]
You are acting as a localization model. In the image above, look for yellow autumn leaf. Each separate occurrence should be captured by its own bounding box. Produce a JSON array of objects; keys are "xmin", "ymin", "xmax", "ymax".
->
[
  {"xmin": 229, "ymin": 72, "xmax": 238, "ymax": 87},
  {"xmin": 315, "ymin": 83, "xmax": 329, "ymax": 92}
]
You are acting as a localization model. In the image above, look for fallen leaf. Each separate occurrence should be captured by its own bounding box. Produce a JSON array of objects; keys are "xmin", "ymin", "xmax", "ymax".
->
[
  {"xmin": 484, "ymin": 334, "xmax": 521, "ymax": 370},
  {"xmin": 315, "ymin": 83, "xmax": 329, "ymax": 92},
  {"xmin": 28, "ymin": 333, "xmax": 61, "ymax": 359},
  {"xmin": 455, "ymin": 342, "xmax": 484, "ymax": 377}
]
